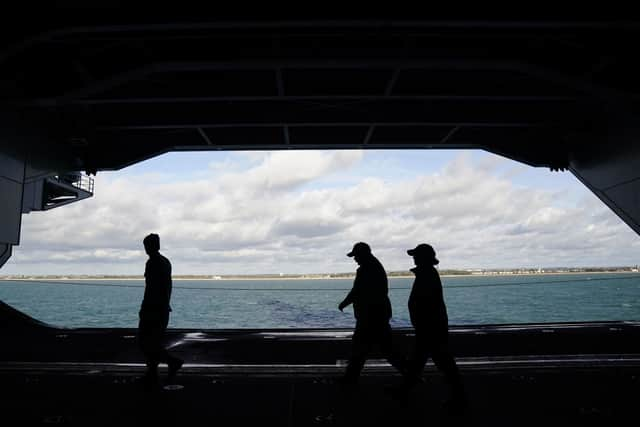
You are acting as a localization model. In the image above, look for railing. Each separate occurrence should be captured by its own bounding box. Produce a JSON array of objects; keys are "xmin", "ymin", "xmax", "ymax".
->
[{"xmin": 52, "ymin": 173, "xmax": 94, "ymax": 194}]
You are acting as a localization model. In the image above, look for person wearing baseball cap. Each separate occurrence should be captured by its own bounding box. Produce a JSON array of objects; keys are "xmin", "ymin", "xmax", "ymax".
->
[
  {"xmin": 404, "ymin": 243, "xmax": 467, "ymax": 411},
  {"xmin": 337, "ymin": 242, "xmax": 405, "ymax": 385}
]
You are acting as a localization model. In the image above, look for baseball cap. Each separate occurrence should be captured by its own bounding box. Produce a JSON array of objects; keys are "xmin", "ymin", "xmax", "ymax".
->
[
  {"xmin": 407, "ymin": 243, "xmax": 438, "ymax": 263},
  {"xmin": 347, "ymin": 242, "xmax": 371, "ymax": 257}
]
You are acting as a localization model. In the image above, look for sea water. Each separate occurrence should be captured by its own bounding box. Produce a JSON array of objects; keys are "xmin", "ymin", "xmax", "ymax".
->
[{"xmin": 1, "ymin": 273, "xmax": 639, "ymax": 329}]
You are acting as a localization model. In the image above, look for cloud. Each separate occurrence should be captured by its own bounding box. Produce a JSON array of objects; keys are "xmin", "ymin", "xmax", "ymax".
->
[
  {"xmin": 4, "ymin": 150, "xmax": 640, "ymax": 275},
  {"xmin": 218, "ymin": 150, "xmax": 363, "ymax": 194}
]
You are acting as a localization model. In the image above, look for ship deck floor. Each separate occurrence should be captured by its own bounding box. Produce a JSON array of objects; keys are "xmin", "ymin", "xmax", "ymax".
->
[{"xmin": 2, "ymin": 359, "xmax": 639, "ymax": 426}]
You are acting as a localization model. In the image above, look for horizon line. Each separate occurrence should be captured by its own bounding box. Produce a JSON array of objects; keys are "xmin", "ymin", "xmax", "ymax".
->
[{"xmin": 2, "ymin": 266, "xmax": 639, "ymax": 278}]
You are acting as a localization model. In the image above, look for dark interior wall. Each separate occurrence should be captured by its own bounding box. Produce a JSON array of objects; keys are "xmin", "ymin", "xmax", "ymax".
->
[{"xmin": 0, "ymin": 118, "xmax": 26, "ymax": 246}]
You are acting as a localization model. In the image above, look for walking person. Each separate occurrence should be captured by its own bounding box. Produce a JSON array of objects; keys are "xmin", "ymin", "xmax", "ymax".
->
[
  {"xmin": 138, "ymin": 233, "xmax": 183, "ymax": 388},
  {"xmin": 338, "ymin": 242, "xmax": 405, "ymax": 385},
  {"xmin": 404, "ymin": 243, "xmax": 466, "ymax": 411}
]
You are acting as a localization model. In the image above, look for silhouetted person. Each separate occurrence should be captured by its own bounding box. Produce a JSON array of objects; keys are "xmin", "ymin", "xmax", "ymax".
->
[
  {"xmin": 338, "ymin": 242, "xmax": 404, "ymax": 384},
  {"xmin": 404, "ymin": 243, "xmax": 466, "ymax": 410},
  {"xmin": 138, "ymin": 233, "xmax": 183, "ymax": 387}
]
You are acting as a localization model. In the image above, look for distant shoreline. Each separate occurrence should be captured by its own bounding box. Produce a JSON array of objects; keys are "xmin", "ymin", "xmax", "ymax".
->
[{"xmin": 2, "ymin": 270, "xmax": 638, "ymax": 282}]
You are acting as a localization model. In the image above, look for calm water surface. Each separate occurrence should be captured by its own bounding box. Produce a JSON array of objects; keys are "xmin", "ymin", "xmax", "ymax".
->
[{"xmin": 1, "ymin": 273, "xmax": 639, "ymax": 328}]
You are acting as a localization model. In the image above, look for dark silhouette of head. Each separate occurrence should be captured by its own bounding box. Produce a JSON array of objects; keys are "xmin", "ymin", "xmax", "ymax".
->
[
  {"xmin": 143, "ymin": 233, "xmax": 160, "ymax": 256},
  {"xmin": 347, "ymin": 242, "xmax": 372, "ymax": 265},
  {"xmin": 407, "ymin": 243, "xmax": 439, "ymax": 266}
]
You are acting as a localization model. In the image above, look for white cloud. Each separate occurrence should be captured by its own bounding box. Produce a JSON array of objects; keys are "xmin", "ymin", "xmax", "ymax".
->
[
  {"xmin": 218, "ymin": 150, "xmax": 363, "ymax": 194},
  {"xmin": 4, "ymin": 151, "xmax": 640, "ymax": 275}
]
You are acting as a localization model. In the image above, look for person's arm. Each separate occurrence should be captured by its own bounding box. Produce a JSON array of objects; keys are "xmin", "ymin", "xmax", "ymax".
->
[
  {"xmin": 339, "ymin": 271, "xmax": 360, "ymax": 311},
  {"xmin": 166, "ymin": 260, "xmax": 172, "ymax": 303},
  {"xmin": 339, "ymin": 288, "xmax": 355, "ymax": 311},
  {"xmin": 143, "ymin": 259, "xmax": 150, "ymax": 284}
]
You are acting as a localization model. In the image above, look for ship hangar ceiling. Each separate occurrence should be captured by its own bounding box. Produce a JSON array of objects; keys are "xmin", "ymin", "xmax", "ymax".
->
[
  {"xmin": 2, "ymin": 18, "xmax": 639, "ymax": 170},
  {"xmin": 1, "ymin": 17, "xmax": 640, "ymax": 235}
]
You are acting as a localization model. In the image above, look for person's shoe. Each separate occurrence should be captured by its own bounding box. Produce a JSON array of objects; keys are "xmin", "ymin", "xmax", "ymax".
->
[
  {"xmin": 167, "ymin": 358, "xmax": 184, "ymax": 382},
  {"xmin": 314, "ymin": 412, "xmax": 336, "ymax": 424}
]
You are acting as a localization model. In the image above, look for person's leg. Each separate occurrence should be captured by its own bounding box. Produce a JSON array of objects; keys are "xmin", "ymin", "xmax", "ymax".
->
[
  {"xmin": 378, "ymin": 323, "xmax": 406, "ymax": 374},
  {"xmin": 343, "ymin": 326, "xmax": 372, "ymax": 383},
  {"xmin": 152, "ymin": 311, "xmax": 172, "ymax": 364},
  {"xmin": 404, "ymin": 328, "xmax": 429, "ymax": 388},
  {"xmin": 138, "ymin": 313, "xmax": 160, "ymax": 383},
  {"xmin": 431, "ymin": 343, "xmax": 464, "ymax": 398},
  {"xmin": 158, "ymin": 311, "xmax": 183, "ymax": 380},
  {"xmin": 383, "ymin": 326, "xmax": 425, "ymax": 401},
  {"xmin": 431, "ymin": 341, "xmax": 467, "ymax": 413}
]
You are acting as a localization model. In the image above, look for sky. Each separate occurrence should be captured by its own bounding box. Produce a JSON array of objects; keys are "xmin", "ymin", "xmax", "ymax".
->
[{"xmin": 3, "ymin": 149, "xmax": 640, "ymax": 275}]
